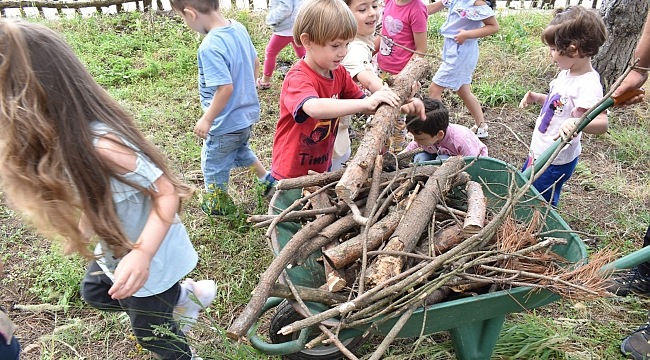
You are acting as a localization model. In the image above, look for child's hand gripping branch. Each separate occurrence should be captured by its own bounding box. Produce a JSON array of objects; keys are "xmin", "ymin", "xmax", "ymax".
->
[{"xmin": 302, "ymin": 86, "xmax": 401, "ymax": 119}]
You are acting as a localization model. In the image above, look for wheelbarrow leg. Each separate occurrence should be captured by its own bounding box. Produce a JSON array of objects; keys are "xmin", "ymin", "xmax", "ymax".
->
[{"xmin": 448, "ymin": 315, "xmax": 505, "ymax": 360}]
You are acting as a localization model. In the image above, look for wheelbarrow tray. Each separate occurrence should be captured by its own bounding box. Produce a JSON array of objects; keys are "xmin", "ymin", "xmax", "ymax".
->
[{"xmin": 269, "ymin": 156, "xmax": 587, "ymax": 359}]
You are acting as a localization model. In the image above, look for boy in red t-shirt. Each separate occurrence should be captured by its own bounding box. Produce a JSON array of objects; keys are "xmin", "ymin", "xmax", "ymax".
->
[{"xmin": 269, "ymin": 0, "xmax": 424, "ymax": 182}]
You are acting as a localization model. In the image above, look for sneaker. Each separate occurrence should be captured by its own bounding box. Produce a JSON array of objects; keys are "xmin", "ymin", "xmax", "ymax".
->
[
  {"xmin": 621, "ymin": 323, "xmax": 650, "ymax": 359},
  {"xmin": 607, "ymin": 267, "xmax": 650, "ymax": 297},
  {"xmin": 259, "ymin": 171, "xmax": 277, "ymax": 198},
  {"xmin": 471, "ymin": 123, "xmax": 489, "ymax": 139},
  {"xmin": 173, "ymin": 279, "xmax": 217, "ymax": 333},
  {"xmin": 201, "ymin": 191, "xmax": 237, "ymax": 216}
]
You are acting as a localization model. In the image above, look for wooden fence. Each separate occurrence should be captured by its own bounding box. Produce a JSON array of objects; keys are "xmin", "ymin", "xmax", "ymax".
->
[{"xmin": 0, "ymin": 0, "xmax": 601, "ymax": 18}]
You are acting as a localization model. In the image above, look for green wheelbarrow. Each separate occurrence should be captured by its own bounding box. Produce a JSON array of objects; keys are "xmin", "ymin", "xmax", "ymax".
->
[{"xmin": 247, "ymin": 91, "xmax": 650, "ymax": 360}]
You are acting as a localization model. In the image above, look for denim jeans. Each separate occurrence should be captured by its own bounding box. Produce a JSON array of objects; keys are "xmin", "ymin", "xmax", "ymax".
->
[
  {"xmin": 523, "ymin": 156, "xmax": 579, "ymax": 207},
  {"xmin": 80, "ymin": 261, "xmax": 191, "ymax": 360},
  {"xmin": 0, "ymin": 334, "xmax": 20, "ymax": 360},
  {"xmin": 201, "ymin": 126, "xmax": 259, "ymax": 192}
]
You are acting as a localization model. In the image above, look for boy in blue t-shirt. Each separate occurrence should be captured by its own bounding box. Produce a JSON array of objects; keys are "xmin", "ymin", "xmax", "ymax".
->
[{"xmin": 171, "ymin": 0, "xmax": 270, "ymax": 214}]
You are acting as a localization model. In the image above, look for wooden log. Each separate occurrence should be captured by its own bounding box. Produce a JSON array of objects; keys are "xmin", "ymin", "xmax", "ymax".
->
[
  {"xmin": 335, "ymin": 57, "xmax": 432, "ymax": 202},
  {"xmin": 416, "ymin": 224, "xmax": 464, "ymax": 256},
  {"xmin": 276, "ymin": 169, "xmax": 345, "ymax": 190},
  {"xmin": 270, "ymin": 283, "xmax": 348, "ymax": 305},
  {"xmin": 365, "ymin": 155, "xmax": 383, "ymax": 217},
  {"xmin": 322, "ymin": 243, "xmax": 347, "ymax": 292},
  {"xmin": 323, "ymin": 209, "xmax": 404, "ymax": 269},
  {"xmin": 227, "ymin": 191, "xmax": 336, "ymax": 340},
  {"xmin": 292, "ymin": 212, "xmax": 359, "ymax": 266},
  {"xmin": 462, "ymin": 181, "xmax": 487, "ymax": 237},
  {"xmin": 365, "ymin": 156, "xmax": 465, "ymax": 287}
]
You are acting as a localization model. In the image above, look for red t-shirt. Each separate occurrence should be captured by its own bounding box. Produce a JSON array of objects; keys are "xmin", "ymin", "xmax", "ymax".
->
[{"xmin": 271, "ymin": 60, "xmax": 365, "ymax": 180}]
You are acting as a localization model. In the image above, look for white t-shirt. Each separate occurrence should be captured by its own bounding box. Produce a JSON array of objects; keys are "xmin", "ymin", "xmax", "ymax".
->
[{"xmin": 529, "ymin": 70, "xmax": 603, "ymax": 165}]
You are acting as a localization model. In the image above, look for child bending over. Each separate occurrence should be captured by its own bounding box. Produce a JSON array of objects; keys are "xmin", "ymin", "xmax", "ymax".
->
[
  {"xmin": 403, "ymin": 97, "xmax": 488, "ymax": 162},
  {"xmin": 0, "ymin": 20, "xmax": 214, "ymax": 360}
]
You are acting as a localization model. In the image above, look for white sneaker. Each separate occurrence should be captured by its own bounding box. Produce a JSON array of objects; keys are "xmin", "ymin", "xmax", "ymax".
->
[
  {"xmin": 471, "ymin": 123, "xmax": 489, "ymax": 139},
  {"xmin": 173, "ymin": 279, "xmax": 217, "ymax": 333}
]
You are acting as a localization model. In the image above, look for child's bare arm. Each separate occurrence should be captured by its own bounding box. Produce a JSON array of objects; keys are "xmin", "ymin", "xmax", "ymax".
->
[
  {"xmin": 427, "ymin": 1, "xmax": 444, "ymax": 15},
  {"xmin": 356, "ymin": 70, "xmax": 385, "ymax": 93},
  {"xmin": 302, "ymin": 88, "xmax": 400, "ymax": 118},
  {"xmin": 519, "ymin": 91, "xmax": 547, "ymax": 108},
  {"xmin": 95, "ymin": 137, "xmax": 180, "ymax": 300},
  {"xmin": 194, "ymin": 84, "xmax": 233, "ymax": 139},
  {"xmin": 413, "ymin": 32, "xmax": 428, "ymax": 56},
  {"xmin": 108, "ymin": 174, "xmax": 179, "ymax": 300},
  {"xmin": 454, "ymin": 16, "xmax": 499, "ymax": 44}
]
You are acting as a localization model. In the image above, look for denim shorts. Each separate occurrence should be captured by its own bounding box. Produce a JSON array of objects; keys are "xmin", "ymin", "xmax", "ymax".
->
[{"xmin": 201, "ymin": 125, "xmax": 259, "ymax": 191}]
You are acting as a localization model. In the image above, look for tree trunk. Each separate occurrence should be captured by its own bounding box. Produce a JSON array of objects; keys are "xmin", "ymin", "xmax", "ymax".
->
[{"xmin": 593, "ymin": 0, "xmax": 650, "ymax": 89}]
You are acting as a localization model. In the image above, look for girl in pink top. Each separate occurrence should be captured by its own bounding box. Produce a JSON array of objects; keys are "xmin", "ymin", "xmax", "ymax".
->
[
  {"xmin": 403, "ymin": 97, "xmax": 487, "ymax": 162},
  {"xmin": 376, "ymin": 0, "xmax": 428, "ymax": 75}
]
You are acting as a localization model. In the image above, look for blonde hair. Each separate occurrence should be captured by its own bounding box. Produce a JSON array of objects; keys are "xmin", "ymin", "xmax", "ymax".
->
[
  {"xmin": 293, "ymin": 0, "xmax": 357, "ymax": 46},
  {"xmin": 0, "ymin": 20, "xmax": 194, "ymax": 258}
]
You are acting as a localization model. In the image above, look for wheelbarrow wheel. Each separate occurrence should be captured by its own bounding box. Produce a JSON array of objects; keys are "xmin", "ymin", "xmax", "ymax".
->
[{"xmin": 269, "ymin": 300, "xmax": 365, "ymax": 359}]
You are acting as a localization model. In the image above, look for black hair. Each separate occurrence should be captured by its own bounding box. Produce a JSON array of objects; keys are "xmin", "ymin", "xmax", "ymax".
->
[{"xmin": 406, "ymin": 98, "xmax": 449, "ymax": 137}]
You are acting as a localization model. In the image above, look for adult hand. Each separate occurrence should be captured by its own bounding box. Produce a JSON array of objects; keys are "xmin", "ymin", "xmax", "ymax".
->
[
  {"xmin": 108, "ymin": 249, "xmax": 152, "ymax": 300},
  {"xmin": 612, "ymin": 70, "xmax": 648, "ymax": 106}
]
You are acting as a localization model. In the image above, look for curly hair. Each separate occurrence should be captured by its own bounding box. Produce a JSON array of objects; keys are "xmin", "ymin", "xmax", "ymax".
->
[
  {"xmin": 0, "ymin": 20, "xmax": 194, "ymax": 258},
  {"xmin": 541, "ymin": 6, "xmax": 607, "ymax": 58}
]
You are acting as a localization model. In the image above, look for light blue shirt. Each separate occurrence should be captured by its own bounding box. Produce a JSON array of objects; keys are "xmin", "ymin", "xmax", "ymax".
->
[
  {"xmin": 91, "ymin": 122, "xmax": 198, "ymax": 297},
  {"xmin": 198, "ymin": 20, "xmax": 260, "ymax": 136}
]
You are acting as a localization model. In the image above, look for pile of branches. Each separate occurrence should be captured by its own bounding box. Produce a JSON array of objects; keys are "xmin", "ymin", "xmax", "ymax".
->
[
  {"xmin": 225, "ymin": 57, "xmax": 617, "ymax": 359},
  {"xmin": 227, "ymin": 155, "xmax": 616, "ymax": 359}
]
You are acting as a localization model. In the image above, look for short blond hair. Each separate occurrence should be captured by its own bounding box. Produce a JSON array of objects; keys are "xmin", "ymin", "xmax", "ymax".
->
[{"xmin": 293, "ymin": 0, "xmax": 357, "ymax": 46}]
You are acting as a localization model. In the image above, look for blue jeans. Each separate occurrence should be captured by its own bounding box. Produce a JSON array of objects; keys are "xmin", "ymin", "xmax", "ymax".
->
[
  {"xmin": 201, "ymin": 126, "xmax": 260, "ymax": 192},
  {"xmin": 522, "ymin": 156, "xmax": 578, "ymax": 207},
  {"xmin": 413, "ymin": 152, "xmax": 450, "ymax": 163},
  {"xmin": 0, "ymin": 334, "xmax": 20, "ymax": 360}
]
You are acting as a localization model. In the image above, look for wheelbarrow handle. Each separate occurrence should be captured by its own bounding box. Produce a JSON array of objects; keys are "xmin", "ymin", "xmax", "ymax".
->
[
  {"xmin": 601, "ymin": 245, "xmax": 650, "ymax": 273},
  {"xmin": 521, "ymin": 89, "xmax": 644, "ymax": 180}
]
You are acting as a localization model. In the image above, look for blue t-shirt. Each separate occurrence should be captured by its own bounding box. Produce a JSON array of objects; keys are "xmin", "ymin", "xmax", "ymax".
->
[
  {"xmin": 198, "ymin": 20, "xmax": 261, "ymax": 136},
  {"xmin": 91, "ymin": 122, "xmax": 198, "ymax": 297}
]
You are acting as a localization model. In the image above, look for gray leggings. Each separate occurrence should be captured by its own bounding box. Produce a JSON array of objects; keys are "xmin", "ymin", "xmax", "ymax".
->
[{"xmin": 80, "ymin": 261, "xmax": 191, "ymax": 360}]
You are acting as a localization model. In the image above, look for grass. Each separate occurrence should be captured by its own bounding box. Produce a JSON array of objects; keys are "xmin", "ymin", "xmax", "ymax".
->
[{"xmin": 1, "ymin": 7, "xmax": 650, "ymax": 360}]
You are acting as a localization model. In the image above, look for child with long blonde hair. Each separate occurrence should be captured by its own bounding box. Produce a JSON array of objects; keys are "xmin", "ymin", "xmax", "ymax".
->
[{"xmin": 0, "ymin": 20, "xmax": 214, "ymax": 360}]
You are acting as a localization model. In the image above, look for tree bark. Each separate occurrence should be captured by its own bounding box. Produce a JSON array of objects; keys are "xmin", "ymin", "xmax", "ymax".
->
[
  {"xmin": 364, "ymin": 156, "xmax": 466, "ymax": 287},
  {"xmin": 323, "ymin": 209, "xmax": 404, "ymax": 269},
  {"xmin": 462, "ymin": 181, "xmax": 487, "ymax": 237},
  {"xmin": 335, "ymin": 57, "xmax": 432, "ymax": 202},
  {"xmin": 227, "ymin": 192, "xmax": 335, "ymax": 340},
  {"xmin": 594, "ymin": 0, "xmax": 650, "ymax": 88},
  {"xmin": 270, "ymin": 283, "xmax": 349, "ymax": 305}
]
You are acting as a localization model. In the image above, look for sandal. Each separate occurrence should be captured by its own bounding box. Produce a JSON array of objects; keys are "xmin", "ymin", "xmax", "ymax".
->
[
  {"xmin": 470, "ymin": 123, "xmax": 489, "ymax": 139},
  {"xmin": 256, "ymin": 78, "xmax": 271, "ymax": 90}
]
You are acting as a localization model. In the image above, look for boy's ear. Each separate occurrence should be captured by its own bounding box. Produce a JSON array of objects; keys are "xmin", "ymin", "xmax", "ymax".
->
[
  {"xmin": 183, "ymin": 7, "xmax": 199, "ymax": 20},
  {"xmin": 299, "ymin": 33, "xmax": 311, "ymax": 48}
]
